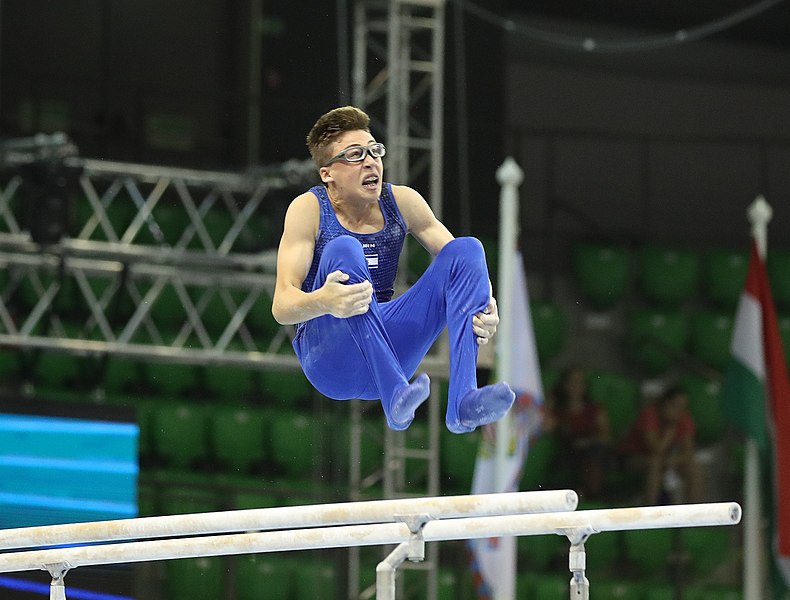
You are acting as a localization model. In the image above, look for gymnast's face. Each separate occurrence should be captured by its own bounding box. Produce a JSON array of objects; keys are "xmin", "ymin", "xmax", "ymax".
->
[{"xmin": 319, "ymin": 130, "xmax": 384, "ymax": 201}]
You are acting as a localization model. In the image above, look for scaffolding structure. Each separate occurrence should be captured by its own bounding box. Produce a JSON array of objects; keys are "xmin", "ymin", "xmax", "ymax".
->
[
  {"xmin": 0, "ymin": 1, "xmax": 448, "ymax": 597},
  {"xmin": 350, "ymin": 1, "xmax": 447, "ymax": 598}
]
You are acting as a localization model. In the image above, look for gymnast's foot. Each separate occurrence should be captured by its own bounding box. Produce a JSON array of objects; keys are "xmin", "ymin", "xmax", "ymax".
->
[
  {"xmin": 387, "ymin": 373, "xmax": 431, "ymax": 431},
  {"xmin": 448, "ymin": 382, "xmax": 516, "ymax": 434}
]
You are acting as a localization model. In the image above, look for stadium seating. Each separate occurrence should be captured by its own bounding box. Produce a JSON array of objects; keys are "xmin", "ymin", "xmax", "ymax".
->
[
  {"xmin": 689, "ymin": 310, "xmax": 735, "ymax": 371},
  {"xmin": 637, "ymin": 245, "xmax": 700, "ymax": 307},
  {"xmin": 208, "ymin": 405, "xmax": 268, "ymax": 473},
  {"xmin": 293, "ymin": 557, "xmax": 337, "ymax": 600},
  {"xmin": 587, "ymin": 369, "xmax": 639, "ymax": 440},
  {"xmin": 680, "ymin": 526, "xmax": 732, "ymax": 579},
  {"xmin": 627, "ymin": 309, "xmax": 689, "ymax": 374},
  {"xmin": 236, "ymin": 554, "xmax": 295, "ymax": 600},
  {"xmin": 680, "ymin": 374, "xmax": 725, "ymax": 445},
  {"xmin": 519, "ymin": 433, "xmax": 557, "ymax": 491},
  {"xmin": 622, "ymin": 527, "xmax": 675, "ymax": 581},
  {"xmin": 269, "ymin": 408, "xmax": 321, "ymax": 478},
  {"xmin": 165, "ymin": 556, "xmax": 225, "ymax": 600},
  {"xmin": 572, "ymin": 241, "xmax": 631, "ymax": 310},
  {"xmin": 531, "ymin": 301, "xmax": 567, "ymax": 364},
  {"xmin": 440, "ymin": 427, "xmax": 479, "ymax": 492},
  {"xmin": 703, "ymin": 248, "xmax": 748, "ymax": 309},
  {"xmin": 152, "ymin": 401, "xmax": 210, "ymax": 469}
]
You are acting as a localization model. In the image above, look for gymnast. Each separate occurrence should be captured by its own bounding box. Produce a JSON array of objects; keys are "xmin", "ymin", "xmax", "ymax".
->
[{"xmin": 272, "ymin": 106, "xmax": 515, "ymax": 433}]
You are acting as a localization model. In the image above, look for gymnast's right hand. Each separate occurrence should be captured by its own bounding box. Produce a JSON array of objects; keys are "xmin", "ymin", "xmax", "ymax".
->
[{"xmin": 321, "ymin": 270, "xmax": 373, "ymax": 318}]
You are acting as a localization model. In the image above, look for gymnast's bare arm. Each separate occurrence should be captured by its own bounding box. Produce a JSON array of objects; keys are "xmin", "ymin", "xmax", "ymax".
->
[{"xmin": 271, "ymin": 191, "xmax": 374, "ymax": 325}]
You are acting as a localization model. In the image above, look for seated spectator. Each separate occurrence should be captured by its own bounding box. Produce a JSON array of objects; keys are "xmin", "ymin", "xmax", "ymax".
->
[
  {"xmin": 544, "ymin": 366, "xmax": 611, "ymax": 501},
  {"xmin": 619, "ymin": 384, "xmax": 700, "ymax": 505}
]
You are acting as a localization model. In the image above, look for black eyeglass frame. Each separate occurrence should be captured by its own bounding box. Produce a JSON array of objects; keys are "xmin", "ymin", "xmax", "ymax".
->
[{"xmin": 322, "ymin": 143, "xmax": 386, "ymax": 166}]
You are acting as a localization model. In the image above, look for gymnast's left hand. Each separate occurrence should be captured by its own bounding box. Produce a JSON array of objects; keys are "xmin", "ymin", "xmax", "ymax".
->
[{"xmin": 472, "ymin": 296, "xmax": 499, "ymax": 345}]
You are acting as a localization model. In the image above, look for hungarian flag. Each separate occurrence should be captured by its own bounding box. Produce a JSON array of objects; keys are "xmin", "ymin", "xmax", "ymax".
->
[
  {"xmin": 469, "ymin": 251, "xmax": 544, "ymax": 600},
  {"xmin": 722, "ymin": 240, "xmax": 790, "ymax": 590}
]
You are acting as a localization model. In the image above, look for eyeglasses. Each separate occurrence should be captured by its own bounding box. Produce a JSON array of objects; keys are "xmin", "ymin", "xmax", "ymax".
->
[{"xmin": 323, "ymin": 143, "xmax": 386, "ymax": 166}]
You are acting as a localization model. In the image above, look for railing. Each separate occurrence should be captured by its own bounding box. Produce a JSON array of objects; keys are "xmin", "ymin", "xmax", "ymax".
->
[{"xmin": 0, "ymin": 490, "xmax": 741, "ymax": 600}]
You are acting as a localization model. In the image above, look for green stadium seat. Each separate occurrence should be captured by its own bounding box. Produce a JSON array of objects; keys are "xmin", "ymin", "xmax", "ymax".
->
[
  {"xmin": 573, "ymin": 241, "xmax": 631, "ymax": 310},
  {"xmin": 767, "ymin": 249, "xmax": 790, "ymax": 311},
  {"xmin": 680, "ymin": 526, "xmax": 732, "ymax": 579},
  {"xmin": 0, "ymin": 349, "xmax": 21, "ymax": 382},
  {"xmin": 440, "ymin": 428, "xmax": 480, "ymax": 492},
  {"xmin": 643, "ymin": 585, "xmax": 675, "ymax": 600},
  {"xmin": 436, "ymin": 567, "xmax": 458, "ymax": 600},
  {"xmin": 680, "ymin": 374, "xmax": 725, "ymax": 445},
  {"xmin": 519, "ymin": 433, "xmax": 557, "ymax": 491},
  {"xmin": 293, "ymin": 558, "xmax": 337, "ymax": 600},
  {"xmin": 236, "ymin": 554, "xmax": 295, "ymax": 600},
  {"xmin": 103, "ymin": 358, "xmax": 155, "ymax": 395},
  {"xmin": 638, "ymin": 245, "xmax": 700, "ymax": 307},
  {"xmin": 684, "ymin": 584, "xmax": 743, "ymax": 600},
  {"xmin": 530, "ymin": 573, "xmax": 569, "ymax": 600},
  {"xmin": 135, "ymin": 398, "xmax": 158, "ymax": 464},
  {"xmin": 689, "ymin": 310, "xmax": 735, "ymax": 371},
  {"xmin": 31, "ymin": 351, "xmax": 83, "ymax": 391},
  {"xmin": 622, "ymin": 527, "xmax": 674, "ymax": 580},
  {"xmin": 152, "ymin": 401, "xmax": 210, "ymax": 469},
  {"xmin": 208, "ymin": 405, "xmax": 268, "ymax": 473},
  {"xmin": 233, "ymin": 491, "xmax": 278, "ymax": 510},
  {"xmin": 594, "ymin": 580, "xmax": 643, "ymax": 599},
  {"xmin": 165, "ymin": 556, "xmax": 225, "ymax": 600},
  {"xmin": 203, "ymin": 363, "xmax": 256, "ymax": 402},
  {"xmin": 587, "ymin": 369, "xmax": 639, "ymax": 440},
  {"xmin": 332, "ymin": 414, "xmax": 384, "ymax": 480},
  {"xmin": 146, "ymin": 362, "xmax": 202, "ymax": 396},
  {"xmin": 269, "ymin": 409, "xmax": 320, "ymax": 477},
  {"xmin": 584, "ymin": 530, "xmax": 621, "ymax": 574},
  {"xmin": 628, "ymin": 309, "xmax": 689, "ymax": 374},
  {"xmin": 244, "ymin": 289, "xmax": 282, "ymax": 341},
  {"xmin": 261, "ymin": 369, "xmax": 313, "ymax": 406},
  {"xmin": 159, "ymin": 486, "xmax": 221, "ymax": 515},
  {"xmin": 531, "ymin": 301, "xmax": 567, "ymax": 364},
  {"xmin": 703, "ymin": 248, "xmax": 749, "ymax": 309}
]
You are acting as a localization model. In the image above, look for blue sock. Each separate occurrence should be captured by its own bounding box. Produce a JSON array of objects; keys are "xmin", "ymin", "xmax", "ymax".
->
[
  {"xmin": 449, "ymin": 382, "xmax": 515, "ymax": 433},
  {"xmin": 387, "ymin": 373, "xmax": 431, "ymax": 431}
]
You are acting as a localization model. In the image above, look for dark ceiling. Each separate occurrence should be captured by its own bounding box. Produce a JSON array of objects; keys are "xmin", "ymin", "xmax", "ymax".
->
[{"xmin": 503, "ymin": 0, "xmax": 790, "ymax": 49}]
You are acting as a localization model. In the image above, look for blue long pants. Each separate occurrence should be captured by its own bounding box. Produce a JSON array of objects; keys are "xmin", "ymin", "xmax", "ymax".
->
[{"xmin": 292, "ymin": 235, "xmax": 491, "ymax": 431}]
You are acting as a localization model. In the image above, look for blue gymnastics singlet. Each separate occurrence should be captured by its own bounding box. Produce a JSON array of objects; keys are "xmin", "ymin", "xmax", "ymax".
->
[{"xmin": 301, "ymin": 183, "xmax": 407, "ymax": 303}]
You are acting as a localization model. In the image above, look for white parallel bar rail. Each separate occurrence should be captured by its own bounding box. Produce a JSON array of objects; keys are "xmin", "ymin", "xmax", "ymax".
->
[
  {"xmin": 0, "ymin": 497, "xmax": 741, "ymax": 600},
  {"xmin": 0, "ymin": 490, "xmax": 577, "ymax": 551},
  {"xmin": 0, "ymin": 502, "xmax": 740, "ymax": 573}
]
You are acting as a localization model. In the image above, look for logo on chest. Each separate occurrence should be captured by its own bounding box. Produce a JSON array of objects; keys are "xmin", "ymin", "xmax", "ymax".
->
[{"xmin": 362, "ymin": 242, "xmax": 379, "ymax": 269}]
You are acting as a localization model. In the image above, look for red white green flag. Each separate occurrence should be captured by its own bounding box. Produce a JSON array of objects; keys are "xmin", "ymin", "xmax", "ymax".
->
[{"xmin": 722, "ymin": 240, "xmax": 790, "ymax": 590}]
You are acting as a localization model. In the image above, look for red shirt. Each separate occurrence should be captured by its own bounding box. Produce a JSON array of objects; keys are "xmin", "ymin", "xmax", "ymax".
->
[{"xmin": 620, "ymin": 403, "xmax": 695, "ymax": 454}]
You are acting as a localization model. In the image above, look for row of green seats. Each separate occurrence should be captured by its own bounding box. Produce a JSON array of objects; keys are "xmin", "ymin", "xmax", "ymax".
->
[{"xmin": 574, "ymin": 241, "xmax": 790, "ymax": 312}]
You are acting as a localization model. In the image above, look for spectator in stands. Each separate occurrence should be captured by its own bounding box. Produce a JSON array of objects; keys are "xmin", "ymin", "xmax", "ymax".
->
[
  {"xmin": 271, "ymin": 106, "xmax": 515, "ymax": 433},
  {"xmin": 544, "ymin": 366, "xmax": 611, "ymax": 501},
  {"xmin": 619, "ymin": 385, "xmax": 700, "ymax": 505}
]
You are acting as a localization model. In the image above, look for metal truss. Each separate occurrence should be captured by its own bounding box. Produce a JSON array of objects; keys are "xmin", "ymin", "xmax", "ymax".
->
[
  {"xmin": 350, "ymin": 2, "xmax": 447, "ymax": 599},
  {"xmin": 0, "ymin": 151, "xmax": 315, "ymax": 372}
]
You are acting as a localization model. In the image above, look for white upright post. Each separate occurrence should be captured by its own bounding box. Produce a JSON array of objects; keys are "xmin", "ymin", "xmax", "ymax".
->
[
  {"xmin": 743, "ymin": 195, "xmax": 772, "ymax": 600},
  {"xmin": 494, "ymin": 157, "xmax": 523, "ymax": 491},
  {"xmin": 493, "ymin": 157, "xmax": 524, "ymax": 600}
]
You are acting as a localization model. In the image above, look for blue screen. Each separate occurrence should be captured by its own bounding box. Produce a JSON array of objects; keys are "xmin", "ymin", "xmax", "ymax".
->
[{"xmin": 0, "ymin": 409, "xmax": 138, "ymax": 529}]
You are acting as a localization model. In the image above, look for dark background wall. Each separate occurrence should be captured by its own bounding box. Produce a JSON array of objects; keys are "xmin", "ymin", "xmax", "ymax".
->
[{"xmin": 2, "ymin": 2, "xmax": 789, "ymax": 258}]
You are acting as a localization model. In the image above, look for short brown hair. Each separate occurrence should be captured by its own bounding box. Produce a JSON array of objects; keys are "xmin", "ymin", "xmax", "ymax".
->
[{"xmin": 306, "ymin": 106, "xmax": 371, "ymax": 168}]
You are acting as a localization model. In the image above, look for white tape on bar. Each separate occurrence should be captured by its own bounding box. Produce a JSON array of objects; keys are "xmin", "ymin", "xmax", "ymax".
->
[{"xmin": 0, "ymin": 502, "xmax": 740, "ymax": 574}]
